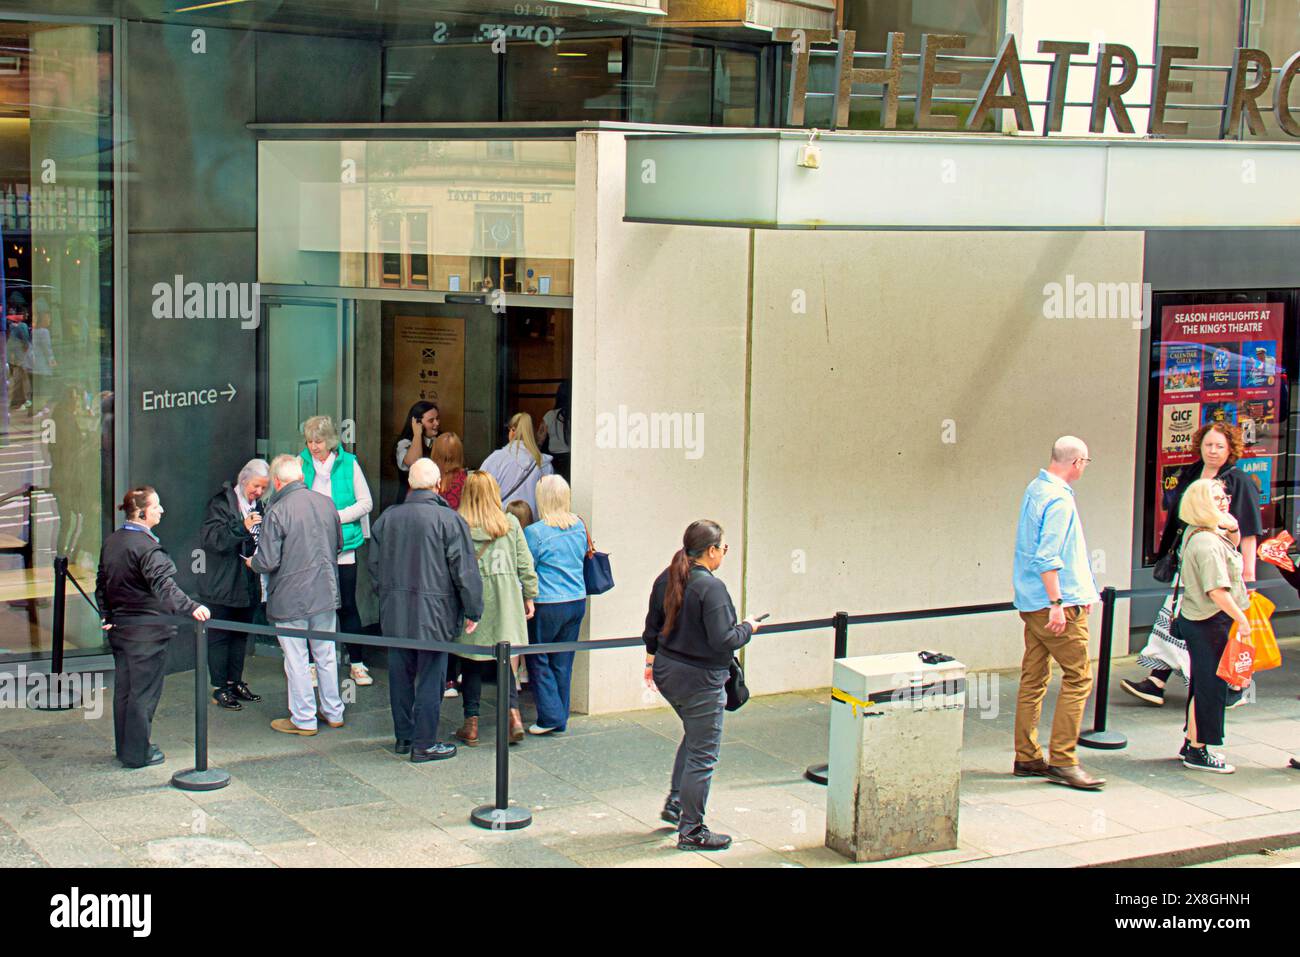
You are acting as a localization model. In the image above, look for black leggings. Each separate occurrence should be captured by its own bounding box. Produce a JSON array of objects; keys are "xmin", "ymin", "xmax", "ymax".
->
[
  {"xmin": 338, "ymin": 562, "xmax": 366, "ymax": 666},
  {"xmin": 1178, "ymin": 612, "xmax": 1231, "ymax": 747}
]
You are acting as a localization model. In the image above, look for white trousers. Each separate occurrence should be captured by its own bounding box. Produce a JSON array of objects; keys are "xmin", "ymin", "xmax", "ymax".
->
[{"xmin": 276, "ymin": 610, "xmax": 344, "ymax": 730}]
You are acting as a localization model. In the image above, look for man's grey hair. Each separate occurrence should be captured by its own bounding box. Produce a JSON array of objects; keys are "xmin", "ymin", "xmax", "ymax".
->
[
  {"xmin": 409, "ymin": 458, "xmax": 441, "ymax": 491},
  {"xmin": 1051, "ymin": 435, "xmax": 1088, "ymax": 464},
  {"xmin": 270, "ymin": 453, "xmax": 304, "ymax": 484},
  {"xmin": 237, "ymin": 458, "xmax": 270, "ymax": 488}
]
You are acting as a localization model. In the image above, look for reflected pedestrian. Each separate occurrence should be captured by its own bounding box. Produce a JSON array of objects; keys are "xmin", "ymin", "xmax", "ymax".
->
[
  {"xmin": 96, "ymin": 487, "xmax": 210, "ymax": 768},
  {"xmin": 251, "ymin": 455, "xmax": 345, "ymax": 737}
]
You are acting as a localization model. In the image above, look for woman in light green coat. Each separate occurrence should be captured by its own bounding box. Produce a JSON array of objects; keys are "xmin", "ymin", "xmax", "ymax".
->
[{"xmin": 455, "ymin": 471, "xmax": 538, "ymax": 745}]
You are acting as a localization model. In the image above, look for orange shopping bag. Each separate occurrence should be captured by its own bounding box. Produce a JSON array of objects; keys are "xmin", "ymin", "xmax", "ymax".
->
[
  {"xmin": 1217, "ymin": 629, "xmax": 1255, "ymax": 688},
  {"xmin": 1245, "ymin": 591, "xmax": 1283, "ymax": 672}
]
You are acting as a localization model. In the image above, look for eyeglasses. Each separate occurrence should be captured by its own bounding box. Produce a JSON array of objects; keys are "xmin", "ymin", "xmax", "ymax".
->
[
  {"xmin": 1076, "ymin": 457, "xmax": 1093, "ymax": 464},
  {"xmin": 713, "ymin": 543, "xmax": 729, "ymax": 554}
]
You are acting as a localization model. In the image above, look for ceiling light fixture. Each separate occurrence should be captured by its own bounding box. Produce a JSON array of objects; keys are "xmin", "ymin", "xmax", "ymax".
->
[{"xmin": 174, "ymin": 0, "xmax": 253, "ymax": 13}]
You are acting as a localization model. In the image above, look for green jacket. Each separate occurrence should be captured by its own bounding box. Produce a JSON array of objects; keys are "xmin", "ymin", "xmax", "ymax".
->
[
  {"xmin": 458, "ymin": 513, "xmax": 538, "ymax": 660},
  {"xmin": 300, "ymin": 448, "xmax": 364, "ymax": 553}
]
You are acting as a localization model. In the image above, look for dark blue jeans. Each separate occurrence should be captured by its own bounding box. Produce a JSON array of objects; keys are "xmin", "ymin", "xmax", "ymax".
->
[{"xmin": 526, "ymin": 599, "xmax": 586, "ymax": 730}]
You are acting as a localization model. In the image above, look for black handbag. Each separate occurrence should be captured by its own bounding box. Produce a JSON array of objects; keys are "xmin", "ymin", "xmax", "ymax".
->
[
  {"xmin": 724, "ymin": 657, "xmax": 750, "ymax": 712},
  {"xmin": 1152, "ymin": 549, "xmax": 1177, "ymax": 583}
]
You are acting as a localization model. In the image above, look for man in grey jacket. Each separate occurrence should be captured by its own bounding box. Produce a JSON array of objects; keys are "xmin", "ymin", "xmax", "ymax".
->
[
  {"xmin": 251, "ymin": 454, "xmax": 344, "ymax": 735},
  {"xmin": 370, "ymin": 459, "xmax": 483, "ymax": 762}
]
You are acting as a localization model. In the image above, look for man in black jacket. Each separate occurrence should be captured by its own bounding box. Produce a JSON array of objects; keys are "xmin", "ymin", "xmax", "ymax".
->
[
  {"xmin": 197, "ymin": 459, "xmax": 270, "ymax": 710},
  {"xmin": 369, "ymin": 459, "xmax": 483, "ymax": 761}
]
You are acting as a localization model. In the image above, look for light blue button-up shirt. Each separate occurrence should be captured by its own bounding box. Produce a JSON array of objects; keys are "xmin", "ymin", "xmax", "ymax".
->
[{"xmin": 1013, "ymin": 469, "xmax": 1100, "ymax": 611}]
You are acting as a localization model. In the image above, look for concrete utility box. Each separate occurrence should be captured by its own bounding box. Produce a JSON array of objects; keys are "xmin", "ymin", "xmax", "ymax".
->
[{"xmin": 825, "ymin": 652, "xmax": 966, "ymax": 862}]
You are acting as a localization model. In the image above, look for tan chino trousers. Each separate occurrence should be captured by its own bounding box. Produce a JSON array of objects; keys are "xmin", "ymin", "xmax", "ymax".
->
[{"xmin": 1014, "ymin": 606, "xmax": 1093, "ymax": 767}]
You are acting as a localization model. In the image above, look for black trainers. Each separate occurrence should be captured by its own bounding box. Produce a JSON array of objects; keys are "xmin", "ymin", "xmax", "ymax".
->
[
  {"xmin": 1183, "ymin": 745, "xmax": 1235, "ymax": 774},
  {"xmin": 230, "ymin": 682, "xmax": 262, "ymax": 703},
  {"xmin": 661, "ymin": 799, "xmax": 682, "ymax": 825},
  {"xmin": 212, "ymin": 687, "xmax": 242, "ymax": 711},
  {"xmin": 395, "ymin": 739, "xmax": 412, "ymax": 755},
  {"xmin": 678, "ymin": 826, "xmax": 732, "ymax": 851},
  {"xmin": 1178, "ymin": 740, "xmax": 1191, "ymax": 760},
  {"xmin": 1119, "ymin": 677, "xmax": 1165, "ymax": 706}
]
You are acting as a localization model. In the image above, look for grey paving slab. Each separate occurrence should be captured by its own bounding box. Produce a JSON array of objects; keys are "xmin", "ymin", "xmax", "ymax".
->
[
  {"xmin": 255, "ymin": 838, "xmax": 357, "ymax": 868},
  {"xmin": 21, "ymin": 821, "xmax": 132, "ymax": 868},
  {"xmin": 221, "ymin": 751, "xmax": 390, "ymax": 815},
  {"xmin": 72, "ymin": 790, "xmax": 230, "ymax": 846},
  {"xmin": 0, "ymin": 818, "xmax": 45, "ymax": 867},
  {"xmin": 295, "ymin": 801, "xmax": 485, "ymax": 867},
  {"xmin": 124, "ymin": 836, "xmax": 275, "ymax": 868},
  {"xmin": 461, "ymin": 834, "xmax": 583, "ymax": 868},
  {"xmin": 201, "ymin": 796, "xmax": 316, "ymax": 846}
]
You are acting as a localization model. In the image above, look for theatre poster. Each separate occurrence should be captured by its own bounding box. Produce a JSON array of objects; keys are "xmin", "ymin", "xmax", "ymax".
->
[{"xmin": 1153, "ymin": 302, "xmax": 1286, "ymax": 556}]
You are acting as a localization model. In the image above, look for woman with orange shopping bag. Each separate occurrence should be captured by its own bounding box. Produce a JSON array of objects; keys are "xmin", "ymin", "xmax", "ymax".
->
[{"xmin": 1173, "ymin": 479, "xmax": 1250, "ymax": 774}]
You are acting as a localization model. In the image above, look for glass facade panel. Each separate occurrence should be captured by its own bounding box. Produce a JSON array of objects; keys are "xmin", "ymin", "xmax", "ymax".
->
[
  {"xmin": 1156, "ymin": 0, "xmax": 1244, "ymax": 140},
  {"xmin": 1245, "ymin": 0, "xmax": 1300, "ymax": 141},
  {"xmin": 841, "ymin": 0, "xmax": 1002, "ymax": 130},
  {"xmin": 259, "ymin": 140, "xmax": 576, "ymax": 296},
  {"xmin": 383, "ymin": 43, "xmax": 499, "ymax": 122},
  {"xmin": 0, "ymin": 21, "xmax": 112, "ymax": 665},
  {"xmin": 505, "ymin": 37, "xmax": 624, "ymax": 121},
  {"xmin": 628, "ymin": 38, "xmax": 712, "ymax": 125}
]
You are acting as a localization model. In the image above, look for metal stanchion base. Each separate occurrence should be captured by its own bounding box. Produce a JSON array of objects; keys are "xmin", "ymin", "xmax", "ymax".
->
[
  {"xmin": 804, "ymin": 763, "xmax": 828, "ymax": 785},
  {"xmin": 171, "ymin": 768, "xmax": 232, "ymax": 791},
  {"xmin": 1078, "ymin": 729, "xmax": 1128, "ymax": 750},
  {"xmin": 470, "ymin": 804, "xmax": 532, "ymax": 831},
  {"xmin": 29, "ymin": 675, "xmax": 83, "ymax": 712}
]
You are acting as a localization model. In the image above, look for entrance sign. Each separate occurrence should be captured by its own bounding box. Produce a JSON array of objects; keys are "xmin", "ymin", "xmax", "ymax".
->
[
  {"xmin": 393, "ymin": 315, "xmax": 466, "ymax": 444},
  {"xmin": 141, "ymin": 383, "xmax": 237, "ymax": 411},
  {"xmin": 778, "ymin": 30, "xmax": 1300, "ymax": 137}
]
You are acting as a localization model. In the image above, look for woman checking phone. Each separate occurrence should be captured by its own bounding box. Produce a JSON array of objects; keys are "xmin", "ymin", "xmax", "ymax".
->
[{"xmin": 642, "ymin": 520, "xmax": 762, "ymax": 851}]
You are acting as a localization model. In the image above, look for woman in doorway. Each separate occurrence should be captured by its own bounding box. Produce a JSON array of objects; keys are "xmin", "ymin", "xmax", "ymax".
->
[
  {"xmin": 454, "ymin": 471, "xmax": 537, "ymax": 746},
  {"xmin": 480, "ymin": 411, "xmax": 553, "ymax": 518},
  {"xmin": 537, "ymin": 380, "xmax": 571, "ymax": 483},
  {"xmin": 642, "ymin": 520, "xmax": 762, "ymax": 850},
  {"xmin": 97, "ymin": 487, "xmax": 211, "ymax": 768},
  {"xmin": 432, "ymin": 432, "xmax": 468, "ymax": 510},
  {"xmin": 300, "ymin": 416, "xmax": 375, "ymax": 687},
  {"xmin": 1173, "ymin": 479, "xmax": 1249, "ymax": 774},
  {"xmin": 1122, "ymin": 421, "xmax": 1261, "ymax": 707},
  {"xmin": 522, "ymin": 475, "xmax": 585, "ymax": 736},
  {"xmin": 395, "ymin": 400, "xmax": 439, "ymax": 505}
]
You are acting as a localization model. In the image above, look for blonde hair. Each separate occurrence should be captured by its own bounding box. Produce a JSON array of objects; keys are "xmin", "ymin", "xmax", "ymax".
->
[
  {"xmin": 303, "ymin": 415, "xmax": 339, "ymax": 451},
  {"xmin": 508, "ymin": 412, "xmax": 543, "ymax": 468},
  {"xmin": 459, "ymin": 471, "xmax": 510, "ymax": 539},
  {"xmin": 1178, "ymin": 478, "xmax": 1227, "ymax": 529},
  {"xmin": 536, "ymin": 474, "xmax": 578, "ymax": 529}
]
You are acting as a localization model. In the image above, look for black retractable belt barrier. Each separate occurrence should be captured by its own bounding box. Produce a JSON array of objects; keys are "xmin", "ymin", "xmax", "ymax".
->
[
  {"xmin": 805, "ymin": 610, "xmax": 849, "ymax": 786},
  {"xmin": 171, "ymin": 620, "xmax": 232, "ymax": 791},
  {"xmin": 470, "ymin": 641, "xmax": 532, "ymax": 831},
  {"xmin": 32, "ymin": 556, "xmax": 81, "ymax": 711},
  {"xmin": 1079, "ymin": 585, "xmax": 1126, "ymax": 750}
]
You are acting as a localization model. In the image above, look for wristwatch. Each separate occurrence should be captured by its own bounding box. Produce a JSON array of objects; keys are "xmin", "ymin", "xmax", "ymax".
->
[{"xmin": 1049, "ymin": 598, "xmax": 1064, "ymax": 607}]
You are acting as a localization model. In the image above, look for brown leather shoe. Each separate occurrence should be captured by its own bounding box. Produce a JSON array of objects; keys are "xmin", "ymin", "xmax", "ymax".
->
[
  {"xmin": 455, "ymin": 716, "xmax": 479, "ymax": 746},
  {"xmin": 508, "ymin": 708, "xmax": 525, "ymax": 745},
  {"xmin": 1045, "ymin": 764, "xmax": 1106, "ymax": 790},
  {"xmin": 270, "ymin": 717, "xmax": 316, "ymax": 736},
  {"xmin": 1013, "ymin": 758, "xmax": 1050, "ymax": 777},
  {"xmin": 316, "ymin": 711, "xmax": 344, "ymax": 729}
]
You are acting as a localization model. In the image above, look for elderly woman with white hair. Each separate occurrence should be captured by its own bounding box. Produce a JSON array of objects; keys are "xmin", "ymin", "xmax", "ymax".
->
[
  {"xmin": 300, "ymin": 416, "xmax": 375, "ymax": 686},
  {"xmin": 197, "ymin": 458, "xmax": 271, "ymax": 710}
]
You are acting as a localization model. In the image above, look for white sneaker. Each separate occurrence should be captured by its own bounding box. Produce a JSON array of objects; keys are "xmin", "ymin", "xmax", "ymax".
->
[
  {"xmin": 309, "ymin": 664, "xmax": 318, "ymax": 688},
  {"xmin": 351, "ymin": 663, "xmax": 373, "ymax": 686},
  {"xmin": 443, "ymin": 683, "xmax": 459, "ymax": 698},
  {"xmin": 528, "ymin": 724, "xmax": 557, "ymax": 736}
]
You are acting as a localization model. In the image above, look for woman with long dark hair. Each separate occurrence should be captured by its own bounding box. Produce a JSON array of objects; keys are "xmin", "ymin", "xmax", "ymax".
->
[
  {"xmin": 642, "ymin": 520, "xmax": 762, "ymax": 851},
  {"xmin": 538, "ymin": 380, "xmax": 571, "ymax": 482},
  {"xmin": 395, "ymin": 400, "xmax": 439, "ymax": 504}
]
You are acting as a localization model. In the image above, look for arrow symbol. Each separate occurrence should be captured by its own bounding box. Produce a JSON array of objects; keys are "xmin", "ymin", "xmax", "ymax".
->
[{"xmin": 222, "ymin": 383, "xmax": 237, "ymax": 402}]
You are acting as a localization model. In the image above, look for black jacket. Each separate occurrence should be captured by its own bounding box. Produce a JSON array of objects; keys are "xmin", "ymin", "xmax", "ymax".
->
[
  {"xmin": 196, "ymin": 483, "xmax": 260, "ymax": 607},
  {"xmin": 1158, "ymin": 461, "xmax": 1263, "ymax": 560},
  {"xmin": 368, "ymin": 489, "xmax": 483, "ymax": 643},
  {"xmin": 96, "ymin": 526, "xmax": 201, "ymax": 639},
  {"xmin": 642, "ymin": 565, "xmax": 752, "ymax": 671}
]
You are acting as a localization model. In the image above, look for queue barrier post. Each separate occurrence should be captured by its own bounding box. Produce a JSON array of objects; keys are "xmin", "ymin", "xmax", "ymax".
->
[
  {"xmin": 33, "ymin": 556, "xmax": 81, "ymax": 711},
  {"xmin": 805, "ymin": 610, "xmax": 849, "ymax": 785},
  {"xmin": 1078, "ymin": 585, "xmax": 1127, "ymax": 750},
  {"xmin": 470, "ymin": 640, "xmax": 532, "ymax": 831},
  {"xmin": 171, "ymin": 619, "xmax": 232, "ymax": 791}
]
